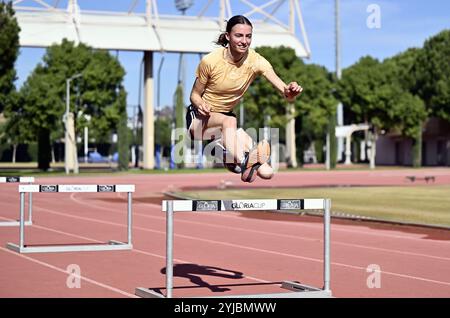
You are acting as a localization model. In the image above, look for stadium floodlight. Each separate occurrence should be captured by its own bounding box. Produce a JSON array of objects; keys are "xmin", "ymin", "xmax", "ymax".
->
[{"xmin": 175, "ymin": 0, "xmax": 194, "ymax": 13}]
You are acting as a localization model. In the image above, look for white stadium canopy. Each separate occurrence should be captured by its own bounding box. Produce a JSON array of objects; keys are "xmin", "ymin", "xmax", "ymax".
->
[{"xmin": 14, "ymin": 0, "xmax": 310, "ymax": 57}]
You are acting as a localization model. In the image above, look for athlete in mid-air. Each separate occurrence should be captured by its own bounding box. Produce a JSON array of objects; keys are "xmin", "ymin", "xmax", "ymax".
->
[{"xmin": 187, "ymin": 15, "xmax": 303, "ymax": 182}]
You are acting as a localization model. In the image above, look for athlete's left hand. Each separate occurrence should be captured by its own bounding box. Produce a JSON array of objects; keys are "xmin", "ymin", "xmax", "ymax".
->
[{"xmin": 284, "ymin": 82, "xmax": 303, "ymax": 101}]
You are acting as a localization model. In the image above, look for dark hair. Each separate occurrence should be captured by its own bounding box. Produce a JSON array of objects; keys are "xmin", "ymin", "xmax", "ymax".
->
[{"xmin": 215, "ymin": 15, "xmax": 253, "ymax": 47}]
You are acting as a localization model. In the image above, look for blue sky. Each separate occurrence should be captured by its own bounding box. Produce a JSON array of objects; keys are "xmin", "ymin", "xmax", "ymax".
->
[{"xmin": 12, "ymin": 0, "xmax": 450, "ymax": 115}]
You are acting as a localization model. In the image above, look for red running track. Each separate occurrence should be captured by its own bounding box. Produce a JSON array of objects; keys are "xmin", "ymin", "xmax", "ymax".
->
[{"xmin": 0, "ymin": 168, "xmax": 449, "ymax": 298}]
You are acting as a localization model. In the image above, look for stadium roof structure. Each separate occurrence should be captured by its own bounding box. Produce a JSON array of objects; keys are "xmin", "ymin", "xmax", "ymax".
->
[{"xmin": 13, "ymin": 0, "xmax": 311, "ymax": 58}]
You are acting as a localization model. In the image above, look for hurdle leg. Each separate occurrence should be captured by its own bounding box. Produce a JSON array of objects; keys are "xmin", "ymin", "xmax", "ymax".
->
[
  {"xmin": 109, "ymin": 191, "xmax": 133, "ymax": 249},
  {"xmin": 324, "ymin": 198, "xmax": 331, "ymax": 292},
  {"xmin": 128, "ymin": 192, "xmax": 132, "ymax": 245},
  {"xmin": 134, "ymin": 200, "xmax": 171, "ymax": 298},
  {"xmin": 0, "ymin": 183, "xmax": 32, "ymax": 227},
  {"xmin": 27, "ymin": 191, "xmax": 33, "ymax": 224},
  {"xmin": 166, "ymin": 200, "xmax": 174, "ymax": 298},
  {"xmin": 9, "ymin": 184, "xmax": 135, "ymax": 254},
  {"xmin": 20, "ymin": 192, "xmax": 25, "ymax": 249},
  {"xmin": 5, "ymin": 192, "xmax": 26, "ymax": 252}
]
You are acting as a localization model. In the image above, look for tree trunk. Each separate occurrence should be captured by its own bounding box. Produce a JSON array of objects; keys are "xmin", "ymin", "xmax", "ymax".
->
[
  {"xmin": 314, "ymin": 139, "xmax": 324, "ymax": 163},
  {"xmin": 12, "ymin": 144, "xmax": 17, "ymax": 163},
  {"xmin": 38, "ymin": 128, "xmax": 51, "ymax": 171},
  {"xmin": 51, "ymin": 144, "xmax": 56, "ymax": 164},
  {"xmin": 295, "ymin": 116, "xmax": 304, "ymax": 167},
  {"xmin": 412, "ymin": 124, "xmax": 422, "ymax": 168},
  {"xmin": 118, "ymin": 109, "xmax": 129, "ymax": 171}
]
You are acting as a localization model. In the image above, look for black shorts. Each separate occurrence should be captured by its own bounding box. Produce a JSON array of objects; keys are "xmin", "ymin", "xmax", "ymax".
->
[{"xmin": 185, "ymin": 104, "xmax": 236, "ymax": 132}]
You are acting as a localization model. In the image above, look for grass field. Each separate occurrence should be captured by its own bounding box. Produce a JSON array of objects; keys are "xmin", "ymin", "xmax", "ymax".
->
[{"xmin": 176, "ymin": 186, "xmax": 450, "ymax": 228}]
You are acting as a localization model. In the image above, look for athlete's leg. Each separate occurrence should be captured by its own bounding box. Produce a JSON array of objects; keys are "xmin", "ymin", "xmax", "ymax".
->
[
  {"xmin": 206, "ymin": 116, "xmax": 270, "ymax": 173},
  {"xmin": 236, "ymin": 129, "xmax": 273, "ymax": 179},
  {"xmin": 187, "ymin": 106, "xmax": 222, "ymax": 141},
  {"xmin": 236, "ymin": 128, "xmax": 254, "ymax": 152},
  {"xmin": 188, "ymin": 109, "xmax": 271, "ymax": 181},
  {"xmin": 201, "ymin": 112, "xmax": 247, "ymax": 163}
]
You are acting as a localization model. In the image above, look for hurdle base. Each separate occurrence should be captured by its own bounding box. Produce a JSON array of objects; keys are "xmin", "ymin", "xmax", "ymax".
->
[
  {"xmin": 0, "ymin": 220, "xmax": 32, "ymax": 227},
  {"xmin": 135, "ymin": 281, "xmax": 332, "ymax": 298},
  {"xmin": 6, "ymin": 240, "xmax": 132, "ymax": 254},
  {"xmin": 135, "ymin": 287, "xmax": 166, "ymax": 298},
  {"xmin": 203, "ymin": 281, "xmax": 332, "ymax": 298},
  {"xmin": 281, "ymin": 280, "xmax": 325, "ymax": 292}
]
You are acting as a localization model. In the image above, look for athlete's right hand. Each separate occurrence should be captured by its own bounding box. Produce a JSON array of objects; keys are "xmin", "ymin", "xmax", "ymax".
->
[{"xmin": 196, "ymin": 102, "xmax": 211, "ymax": 116}]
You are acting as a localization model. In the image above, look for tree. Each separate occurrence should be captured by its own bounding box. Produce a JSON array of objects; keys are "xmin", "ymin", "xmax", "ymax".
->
[
  {"xmin": 1, "ymin": 95, "xmax": 34, "ymax": 162},
  {"xmin": 174, "ymin": 83, "xmax": 184, "ymax": 129},
  {"xmin": 9, "ymin": 39, "xmax": 128, "ymax": 170},
  {"xmin": 412, "ymin": 29, "xmax": 450, "ymax": 122},
  {"xmin": 339, "ymin": 54, "xmax": 427, "ymax": 167},
  {"xmin": 243, "ymin": 46, "xmax": 302, "ymax": 132},
  {"xmin": 338, "ymin": 57, "xmax": 383, "ymax": 126},
  {"xmin": 155, "ymin": 116, "xmax": 172, "ymax": 155},
  {"xmin": 296, "ymin": 63, "xmax": 336, "ymax": 166},
  {"xmin": 83, "ymin": 49, "xmax": 128, "ymax": 170},
  {"xmin": 173, "ymin": 83, "xmax": 185, "ymax": 167},
  {"xmin": 155, "ymin": 117, "xmax": 172, "ymax": 149},
  {"xmin": 17, "ymin": 63, "xmax": 64, "ymax": 170},
  {"xmin": 116, "ymin": 87, "xmax": 129, "ymax": 171},
  {"xmin": 338, "ymin": 56, "xmax": 391, "ymax": 167},
  {"xmin": 383, "ymin": 49, "xmax": 428, "ymax": 167},
  {"xmin": 0, "ymin": 1, "xmax": 20, "ymax": 114},
  {"xmin": 243, "ymin": 46, "xmax": 336, "ymax": 166}
]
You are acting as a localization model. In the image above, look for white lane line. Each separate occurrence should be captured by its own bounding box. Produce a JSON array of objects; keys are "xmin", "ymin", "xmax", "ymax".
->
[
  {"xmin": 0, "ymin": 216, "xmax": 270, "ymax": 285},
  {"xmin": 0, "ymin": 246, "xmax": 137, "ymax": 298},
  {"xmin": 1, "ymin": 189, "xmax": 446, "ymax": 245},
  {"xmin": 2, "ymin": 193, "xmax": 450, "ymax": 262},
  {"xmin": 69, "ymin": 193, "xmax": 450, "ymax": 261},
  {"xmin": 24, "ymin": 204, "xmax": 450, "ymax": 288}
]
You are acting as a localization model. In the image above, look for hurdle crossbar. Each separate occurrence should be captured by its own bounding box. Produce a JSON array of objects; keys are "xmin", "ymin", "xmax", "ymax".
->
[
  {"xmin": 6, "ymin": 184, "xmax": 135, "ymax": 253},
  {"xmin": 135, "ymin": 198, "xmax": 332, "ymax": 298},
  {"xmin": 0, "ymin": 177, "xmax": 35, "ymax": 227}
]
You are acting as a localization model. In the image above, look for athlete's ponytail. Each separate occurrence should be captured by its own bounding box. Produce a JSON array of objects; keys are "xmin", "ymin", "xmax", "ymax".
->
[{"xmin": 216, "ymin": 33, "xmax": 228, "ymax": 47}]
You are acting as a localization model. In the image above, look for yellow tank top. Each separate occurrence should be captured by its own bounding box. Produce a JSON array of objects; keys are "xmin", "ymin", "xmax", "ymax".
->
[{"xmin": 195, "ymin": 47, "xmax": 273, "ymax": 113}]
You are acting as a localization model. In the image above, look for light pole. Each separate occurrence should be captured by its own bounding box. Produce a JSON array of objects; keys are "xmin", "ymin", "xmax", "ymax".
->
[
  {"xmin": 83, "ymin": 114, "xmax": 91, "ymax": 163},
  {"xmin": 175, "ymin": 1, "xmax": 194, "ymax": 167},
  {"xmin": 174, "ymin": 0, "xmax": 193, "ymax": 102},
  {"xmin": 335, "ymin": 0, "xmax": 344, "ymax": 163},
  {"xmin": 65, "ymin": 73, "xmax": 82, "ymax": 174}
]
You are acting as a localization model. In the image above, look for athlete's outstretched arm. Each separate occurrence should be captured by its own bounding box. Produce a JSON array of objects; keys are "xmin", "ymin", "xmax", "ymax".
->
[{"xmin": 263, "ymin": 69, "xmax": 303, "ymax": 102}]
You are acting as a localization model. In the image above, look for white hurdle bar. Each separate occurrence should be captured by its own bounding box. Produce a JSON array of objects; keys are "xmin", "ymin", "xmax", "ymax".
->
[
  {"xmin": 0, "ymin": 177, "xmax": 35, "ymax": 227},
  {"xmin": 135, "ymin": 198, "xmax": 332, "ymax": 298},
  {"xmin": 6, "ymin": 184, "xmax": 135, "ymax": 253}
]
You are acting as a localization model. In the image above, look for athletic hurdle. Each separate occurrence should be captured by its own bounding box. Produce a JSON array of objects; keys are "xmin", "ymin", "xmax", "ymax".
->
[
  {"xmin": 0, "ymin": 177, "xmax": 35, "ymax": 227},
  {"xmin": 6, "ymin": 184, "xmax": 135, "ymax": 253},
  {"xmin": 135, "ymin": 198, "xmax": 332, "ymax": 298}
]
